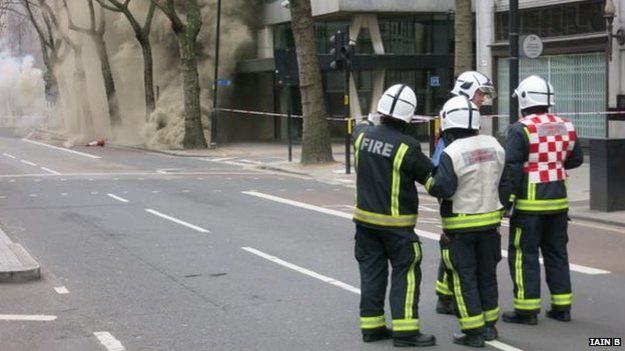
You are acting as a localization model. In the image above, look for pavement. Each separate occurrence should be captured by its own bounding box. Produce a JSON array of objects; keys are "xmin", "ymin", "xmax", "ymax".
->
[{"xmin": 1, "ymin": 137, "xmax": 624, "ymax": 282}]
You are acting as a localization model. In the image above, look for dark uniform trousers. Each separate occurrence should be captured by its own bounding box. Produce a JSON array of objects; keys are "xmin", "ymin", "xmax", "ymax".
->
[
  {"xmin": 508, "ymin": 212, "xmax": 572, "ymax": 314},
  {"xmin": 355, "ymin": 224, "xmax": 422, "ymax": 337},
  {"xmin": 441, "ymin": 229, "xmax": 501, "ymax": 334}
]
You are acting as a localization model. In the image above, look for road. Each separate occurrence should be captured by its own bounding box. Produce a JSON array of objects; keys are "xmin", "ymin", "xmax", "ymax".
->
[{"xmin": 1, "ymin": 130, "xmax": 624, "ymax": 351}]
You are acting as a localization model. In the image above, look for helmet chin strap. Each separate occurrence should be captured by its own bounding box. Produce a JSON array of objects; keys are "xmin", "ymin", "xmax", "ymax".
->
[{"xmin": 466, "ymin": 96, "xmax": 473, "ymax": 129}]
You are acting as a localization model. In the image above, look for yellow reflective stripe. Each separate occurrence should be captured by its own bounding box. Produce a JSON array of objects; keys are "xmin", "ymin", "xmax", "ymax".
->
[
  {"xmin": 509, "ymin": 194, "xmax": 516, "ymax": 203},
  {"xmin": 528, "ymin": 182, "xmax": 536, "ymax": 200},
  {"xmin": 516, "ymin": 198, "xmax": 569, "ymax": 211},
  {"xmin": 360, "ymin": 315, "xmax": 386, "ymax": 329},
  {"xmin": 425, "ymin": 176, "xmax": 433, "ymax": 192},
  {"xmin": 514, "ymin": 298, "xmax": 541, "ymax": 310},
  {"xmin": 436, "ymin": 279, "xmax": 452, "ymax": 296},
  {"xmin": 353, "ymin": 207, "xmax": 417, "ymax": 227},
  {"xmin": 514, "ymin": 227, "xmax": 524, "ymax": 300},
  {"xmin": 551, "ymin": 293, "xmax": 573, "ymax": 306},
  {"xmin": 405, "ymin": 242, "xmax": 421, "ymax": 319},
  {"xmin": 441, "ymin": 210, "xmax": 503, "ymax": 230},
  {"xmin": 483, "ymin": 307, "xmax": 500, "ymax": 322},
  {"xmin": 391, "ymin": 144, "xmax": 409, "ymax": 216},
  {"xmin": 442, "ymin": 249, "xmax": 468, "ymax": 318},
  {"xmin": 392, "ymin": 318, "xmax": 419, "ymax": 332},
  {"xmin": 459, "ymin": 314, "xmax": 485, "ymax": 330},
  {"xmin": 354, "ymin": 133, "xmax": 365, "ymax": 172}
]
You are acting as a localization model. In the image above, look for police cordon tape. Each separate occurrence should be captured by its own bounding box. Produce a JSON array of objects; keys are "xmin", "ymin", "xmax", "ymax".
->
[{"xmin": 215, "ymin": 107, "xmax": 623, "ymax": 124}]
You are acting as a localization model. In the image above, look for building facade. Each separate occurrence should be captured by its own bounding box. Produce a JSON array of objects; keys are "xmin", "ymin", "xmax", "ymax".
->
[
  {"xmin": 228, "ymin": 0, "xmax": 456, "ymax": 142},
  {"xmin": 477, "ymin": 0, "xmax": 625, "ymax": 139}
]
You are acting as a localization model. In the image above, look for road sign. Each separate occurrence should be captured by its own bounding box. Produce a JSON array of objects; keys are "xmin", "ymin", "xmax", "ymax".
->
[
  {"xmin": 521, "ymin": 34, "xmax": 543, "ymax": 59},
  {"xmin": 430, "ymin": 76, "xmax": 440, "ymax": 87},
  {"xmin": 216, "ymin": 79, "xmax": 231, "ymax": 87}
]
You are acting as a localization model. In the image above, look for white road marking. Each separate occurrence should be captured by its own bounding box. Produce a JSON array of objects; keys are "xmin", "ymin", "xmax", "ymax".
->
[
  {"xmin": 107, "ymin": 194, "xmax": 129, "ymax": 203},
  {"xmin": 2, "ymin": 153, "xmax": 16, "ymax": 159},
  {"xmin": 0, "ymin": 314, "xmax": 57, "ymax": 321},
  {"xmin": 61, "ymin": 193, "xmax": 68, "ymax": 196},
  {"xmin": 151, "ymin": 190, "xmax": 161, "ymax": 193},
  {"xmin": 486, "ymin": 340, "xmax": 525, "ymax": 351},
  {"xmin": 242, "ymin": 247, "xmax": 361, "ymax": 294},
  {"xmin": 29, "ymin": 194, "xmax": 38, "ymax": 197},
  {"xmin": 20, "ymin": 159, "xmax": 37, "ymax": 166},
  {"xmin": 54, "ymin": 286, "xmax": 70, "ymax": 294},
  {"xmin": 90, "ymin": 192, "xmax": 99, "ymax": 195},
  {"xmin": 0, "ymin": 196, "xmax": 6, "ymax": 199},
  {"xmin": 41, "ymin": 167, "xmax": 61, "ymax": 175},
  {"xmin": 145, "ymin": 209, "xmax": 210, "ymax": 233},
  {"xmin": 22, "ymin": 138, "xmax": 101, "ymax": 159},
  {"xmin": 243, "ymin": 191, "xmax": 611, "ymax": 275},
  {"xmin": 93, "ymin": 332, "xmax": 126, "ymax": 351}
]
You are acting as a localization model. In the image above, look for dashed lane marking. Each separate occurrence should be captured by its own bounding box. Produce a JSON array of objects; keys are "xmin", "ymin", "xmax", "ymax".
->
[
  {"xmin": 20, "ymin": 159, "xmax": 37, "ymax": 166},
  {"xmin": 41, "ymin": 167, "xmax": 61, "ymax": 175},
  {"xmin": 107, "ymin": 194, "xmax": 129, "ymax": 203},
  {"xmin": 242, "ymin": 247, "xmax": 361, "ymax": 294},
  {"xmin": 243, "ymin": 191, "xmax": 611, "ymax": 275},
  {"xmin": 93, "ymin": 332, "xmax": 126, "ymax": 351},
  {"xmin": 54, "ymin": 286, "xmax": 70, "ymax": 294},
  {"xmin": 145, "ymin": 209, "xmax": 210, "ymax": 233},
  {"xmin": 2, "ymin": 153, "xmax": 16, "ymax": 159},
  {"xmin": 22, "ymin": 138, "xmax": 101, "ymax": 159},
  {"xmin": 0, "ymin": 314, "xmax": 57, "ymax": 321}
]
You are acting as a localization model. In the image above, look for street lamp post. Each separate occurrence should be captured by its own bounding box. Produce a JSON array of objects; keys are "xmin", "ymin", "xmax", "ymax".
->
[
  {"xmin": 509, "ymin": 0, "xmax": 519, "ymax": 124},
  {"xmin": 211, "ymin": 0, "xmax": 223, "ymax": 148}
]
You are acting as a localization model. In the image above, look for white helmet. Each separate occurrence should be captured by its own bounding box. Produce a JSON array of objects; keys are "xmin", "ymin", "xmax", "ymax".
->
[
  {"xmin": 513, "ymin": 75, "xmax": 555, "ymax": 110},
  {"xmin": 451, "ymin": 71, "xmax": 496, "ymax": 99},
  {"xmin": 377, "ymin": 84, "xmax": 417, "ymax": 123},
  {"xmin": 440, "ymin": 96, "xmax": 480, "ymax": 131}
]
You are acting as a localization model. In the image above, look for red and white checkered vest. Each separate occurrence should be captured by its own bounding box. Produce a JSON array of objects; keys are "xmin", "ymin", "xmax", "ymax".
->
[{"xmin": 519, "ymin": 114, "xmax": 576, "ymax": 184}]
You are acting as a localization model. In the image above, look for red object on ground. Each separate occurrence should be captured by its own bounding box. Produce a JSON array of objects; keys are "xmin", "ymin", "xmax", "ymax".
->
[{"xmin": 86, "ymin": 139, "xmax": 105, "ymax": 147}]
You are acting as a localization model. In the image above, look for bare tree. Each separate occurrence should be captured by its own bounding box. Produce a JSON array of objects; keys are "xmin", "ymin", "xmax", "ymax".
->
[
  {"xmin": 95, "ymin": 0, "xmax": 157, "ymax": 119},
  {"xmin": 12, "ymin": 0, "xmax": 62, "ymax": 106},
  {"xmin": 288, "ymin": 0, "xmax": 333, "ymax": 164},
  {"xmin": 153, "ymin": 0, "xmax": 207, "ymax": 149},
  {"xmin": 63, "ymin": 0, "xmax": 121, "ymax": 127},
  {"xmin": 454, "ymin": 0, "xmax": 473, "ymax": 76}
]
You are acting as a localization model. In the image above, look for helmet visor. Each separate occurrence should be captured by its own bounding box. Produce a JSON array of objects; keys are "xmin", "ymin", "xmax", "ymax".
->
[{"xmin": 478, "ymin": 85, "xmax": 497, "ymax": 99}]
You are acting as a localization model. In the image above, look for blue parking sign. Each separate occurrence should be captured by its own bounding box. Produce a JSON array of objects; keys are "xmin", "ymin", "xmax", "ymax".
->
[{"xmin": 430, "ymin": 76, "xmax": 440, "ymax": 87}]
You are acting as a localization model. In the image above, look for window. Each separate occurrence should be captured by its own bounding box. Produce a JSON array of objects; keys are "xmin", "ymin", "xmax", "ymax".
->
[{"xmin": 495, "ymin": 0, "xmax": 605, "ymax": 41}]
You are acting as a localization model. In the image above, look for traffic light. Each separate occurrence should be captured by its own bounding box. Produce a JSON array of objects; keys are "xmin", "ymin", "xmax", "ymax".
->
[{"xmin": 329, "ymin": 30, "xmax": 346, "ymax": 70}]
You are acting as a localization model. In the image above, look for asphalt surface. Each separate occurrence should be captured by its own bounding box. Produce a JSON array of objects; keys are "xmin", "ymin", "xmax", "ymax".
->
[{"xmin": 1, "ymin": 129, "xmax": 624, "ymax": 351}]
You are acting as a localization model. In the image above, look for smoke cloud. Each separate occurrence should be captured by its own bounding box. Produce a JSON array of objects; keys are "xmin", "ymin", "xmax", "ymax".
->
[{"xmin": 1, "ymin": 0, "xmax": 258, "ymax": 148}]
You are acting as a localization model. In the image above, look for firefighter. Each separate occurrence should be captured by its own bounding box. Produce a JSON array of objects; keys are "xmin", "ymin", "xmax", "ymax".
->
[
  {"xmin": 353, "ymin": 84, "xmax": 436, "ymax": 347},
  {"xmin": 499, "ymin": 75, "xmax": 583, "ymax": 325},
  {"xmin": 425, "ymin": 96, "xmax": 505, "ymax": 347},
  {"xmin": 434, "ymin": 71, "xmax": 497, "ymax": 315}
]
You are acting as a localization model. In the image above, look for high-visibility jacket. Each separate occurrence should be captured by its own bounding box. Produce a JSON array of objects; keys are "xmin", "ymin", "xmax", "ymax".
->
[
  {"xmin": 353, "ymin": 121, "xmax": 433, "ymax": 229},
  {"xmin": 499, "ymin": 113, "xmax": 584, "ymax": 214},
  {"xmin": 426, "ymin": 134, "xmax": 505, "ymax": 233}
]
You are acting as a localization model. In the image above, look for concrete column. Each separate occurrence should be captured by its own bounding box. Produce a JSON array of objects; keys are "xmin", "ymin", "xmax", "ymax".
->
[
  {"xmin": 475, "ymin": 0, "xmax": 495, "ymax": 136},
  {"xmin": 257, "ymin": 26, "xmax": 274, "ymax": 59}
]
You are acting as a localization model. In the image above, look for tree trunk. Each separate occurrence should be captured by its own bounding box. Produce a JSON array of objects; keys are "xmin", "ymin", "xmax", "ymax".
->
[
  {"xmin": 40, "ymin": 42, "xmax": 60, "ymax": 105},
  {"xmin": 289, "ymin": 0, "xmax": 333, "ymax": 164},
  {"xmin": 178, "ymin": 34, "xmax": 207, "ymax": 149},
  {"xmin": 454, "ymin": 0, "xmax": 473, "ymax": 77},
  {"xmin": 92, "ymin": 32, "xmax": 121, "ymax": 127},
  {"xmin": 139, "ymin": 35, "xmax": 156, "ymax": 118}
]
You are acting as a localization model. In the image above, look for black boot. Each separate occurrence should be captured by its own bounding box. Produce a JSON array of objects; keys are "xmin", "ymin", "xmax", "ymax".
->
[
  {"xmin": 453, "ymin": 333, "xmax": 485, "ymax": 348},
  {"xmin": 502, "ymin": 311, "xmax": 537, "ymax": 325},
  {"xmin": 546, "ymin": 309, "xmax": 571, "ymax": 322},
  {"xmin": 363, "ymin": 328, "xmax": 393, "ymax": 343},
  {"xmin": 393, "ymin": 332, "xmax": 437, "ymax": 347},
  {"xmin": 435, "ymin": 297, "xmax": 455, "ymax": 315},
  {"xmin": 484, "ymin": 326, "xmax": 498, "ymax": 341}
]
